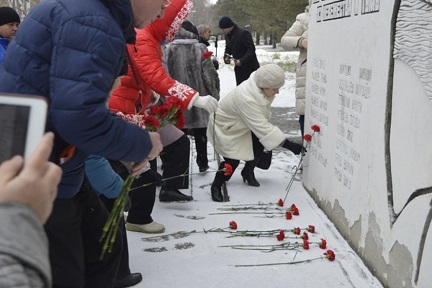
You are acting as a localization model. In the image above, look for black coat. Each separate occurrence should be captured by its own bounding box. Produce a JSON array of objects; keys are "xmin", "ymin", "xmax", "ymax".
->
[{"xmin": 224, "ymin": 24, "xmax": 260, "ymax": 85}]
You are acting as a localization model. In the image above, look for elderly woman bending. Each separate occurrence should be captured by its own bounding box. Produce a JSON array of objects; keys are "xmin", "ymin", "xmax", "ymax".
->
[{"xmin": 207, "ymin": 64, "xmax": 304, "ymax": 202}]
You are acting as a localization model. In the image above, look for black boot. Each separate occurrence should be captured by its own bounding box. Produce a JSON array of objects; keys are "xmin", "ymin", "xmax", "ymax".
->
[
  {"xmin": 241, "ymin": 161, "xmax": 260, "ymax": 187},
  {"xmin": 114, "ymin": 273, "xmax": 143, "ymax": 288},
  {"xmin": 211, "ymin": 178, "xmax": 224, "ymax": 202},
  {"xmin": 159, "ymin": 189, "xmax": 193, "ymax": 202}
]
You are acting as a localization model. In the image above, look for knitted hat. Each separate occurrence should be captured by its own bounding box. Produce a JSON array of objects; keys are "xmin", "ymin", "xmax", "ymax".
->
[
  {"xmin": 219, "ymin": 16, "xmax": 234, "ymax": 29},
  {"xmin": 0, "ymin": 7, "xmax": 20, "ymax": 26},
  {"xmin": 254, "ymin": 64, "xmax": 286, "ymax": 89}
]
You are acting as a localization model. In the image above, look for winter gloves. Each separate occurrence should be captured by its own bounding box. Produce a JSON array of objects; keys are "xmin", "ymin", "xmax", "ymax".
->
[
  {"xmin": 282, "ymin": 139, "xmax": 304, "ymax": 155},
  {"xmin": 192, "ymin": 95, "xmax": 218, "ymax": 114}
]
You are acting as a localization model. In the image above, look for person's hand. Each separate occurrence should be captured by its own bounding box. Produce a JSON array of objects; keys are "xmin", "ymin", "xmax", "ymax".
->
[
  {"xmin": 234, "ymin": 59, "xmax": 241, "ymax": 66},
  {"xmin": 282, "ymin": 139, "xmax": 304, "ymax": 155},
  {"xmin": 193, "ymin": 95, "xmax": 218, "ymax": 114},
  {"xmin": 130, "ymin": 132, "xmax": 162, "ymax": 176},
  {"xmin": 0, "ymin": 132, "xmax": 62, "ymax": 224}
]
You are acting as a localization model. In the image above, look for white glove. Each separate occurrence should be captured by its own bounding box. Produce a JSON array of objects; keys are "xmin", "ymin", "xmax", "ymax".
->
[{"xmin": 193, "ymin": 95, "xmax": 218, "ymax": 114}]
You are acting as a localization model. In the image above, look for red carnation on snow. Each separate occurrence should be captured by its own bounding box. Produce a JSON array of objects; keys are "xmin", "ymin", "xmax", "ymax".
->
[
  {"xmin": 306, "ymin": 225, "xmax": 315, "ymax": 233},
  {"xmin": 276, "ymin": 230, "xmax": 285, "ymax": 241},
  {"xmin": 229, "ymin": 221, "xmax": 237, "ymax": 230},
  {"xmin": 292, "ymin": 227, "xmax": 301, "ymax": 235},
  {"xmin": 278, "ymin": 198, "xmax": 284, "ymax": 207},
  {"xmin": 301, "ymin": 231, "xmax": 309, "ymax": 240},
  {"xmin": 303, "ymin": 239, "xmax": 310, "ymax": 250},
  {"xmin": 319, "ymin": 238, "xmax": 327, "ymax": 249},
  {"xmin": 311, "ymin": 124, "xmax": 320, "ymax": 132},
  {"xmin": 324, "ymin": 249, "xmax": 336, "ymax": 261},
  {"xmin": 285, "ymin": 211, "xmax": 292, "ymax": 220},
  {"xmin": 292, "ymin": 207, "xmax": 299, "ymax": 215}
]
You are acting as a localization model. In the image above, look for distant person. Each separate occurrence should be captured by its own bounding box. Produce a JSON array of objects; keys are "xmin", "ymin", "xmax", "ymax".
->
[
  {"xmin": 197, "ymin": 23, "xmax": 219, "ymax": 69},
  {"xmin": 0, "ymin": 6, "xmax": 20, "ymax": 63},
  {"xmin": 281, "ymin": 6, "xmax": 310, "ymax": 136},
  {"xmin": 208, "ymin": 64, "xmax": 304, "ymax": 202},
  {"xmin": 219, "ymin": 16, "xmax": 259, "ymax": 85},
  {"xmin": 0, "ymin": 133, "xmax": 62, "ymax": 287},
  {"xmin": 166, "ymin": 20, "xmax": 220, "ymax": 172}
]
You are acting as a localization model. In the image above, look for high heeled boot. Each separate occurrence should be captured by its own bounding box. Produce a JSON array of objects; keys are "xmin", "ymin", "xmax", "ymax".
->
[
  {"xmin": 210, "ymin": 178, "xmax": 224, "ymax": 202},
  {"xmin": 241, "ymin": 160, "xmax": 260, "ymax": 187}
]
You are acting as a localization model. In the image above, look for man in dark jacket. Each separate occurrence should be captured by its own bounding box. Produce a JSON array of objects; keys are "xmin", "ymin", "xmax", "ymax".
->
[
  {"xmin": 0, "ymin": 0, "xmax": 167, "ymax": 287},
  {"xmin": 219, "ymin": 16, "xmax": 260, "ymax": 85}
]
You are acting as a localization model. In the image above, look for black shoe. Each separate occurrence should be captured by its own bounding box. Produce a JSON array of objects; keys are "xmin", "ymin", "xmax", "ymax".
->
[
  {"xmin": 159, "ymin": 189, "xmax": 193, "ymax": 202},
  {"xmin": 211, "ymin": 178, "xmax": 224, "ymax": 202},
  {"xmin": 199, "ymin": 164, "xmax": 209, "ymax": 173},
  {"xmin": 114, "ymin": 273, "xmax": 143, "ymax": 288},
  {"xmin": 241, "ymin": 170, "xmax": 260, "ymax": 187}
]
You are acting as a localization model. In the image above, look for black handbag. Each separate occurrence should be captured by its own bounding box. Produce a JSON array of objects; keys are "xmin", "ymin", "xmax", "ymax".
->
[{"xmin": 256, "ymin": 150, "xmax": 272, "ymax": 170}]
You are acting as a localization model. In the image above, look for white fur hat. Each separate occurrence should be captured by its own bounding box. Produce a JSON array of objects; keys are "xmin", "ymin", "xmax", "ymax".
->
[{"xmin": 254, "ymin": 64, "xmax": 285, "ymax": 89}]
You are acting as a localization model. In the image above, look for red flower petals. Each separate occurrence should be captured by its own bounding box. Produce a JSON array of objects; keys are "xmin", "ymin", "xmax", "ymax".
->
[
  {"xmin": 307, "ymin": 225, "xmax": 315, "ymax": 233},
  {"xmin": 285, "ymin": 211, "xmax": 292, "ymax": 219},
  {"xmin": 202, "ymin": 51, "xmax": 213, "ymax": 59},
  {"xmin": 303, "ymin": 239, "xmax": 310, "ymax": 250},
  {"xmin": 229, "ymin": 221, "xmax": 237, "ymax": 230},
  {"xmin": 311, "ymin": 124, "xmax": 320, "ymax": 132},
  {"xmin": 223, "ymin": 163, "xmax": 233, "ymax": 176},
  {"xmin": 301, "ymin": 231, "xmax": 309, "ymax": 240},
  {"xmin": 319, "ymin": 239, "xmax": 327, "ymax": 249},
  {"xmin": 276, "ymin": 230, "xmax": 285, "ymax": 241},
  {"xmin": 278, "ymin": 198, "xmax": 284, "ymax": 207},
  {"xmin": 303, "ymin": 134, "xmax": 312, "ymax": 142},
  {"xmin": 324, "ymin": 249, "xmax": 336, "ymax": 261},
  {"xmin": 292, "ymin": 227, "xmax": 301, "ymax": 235}
]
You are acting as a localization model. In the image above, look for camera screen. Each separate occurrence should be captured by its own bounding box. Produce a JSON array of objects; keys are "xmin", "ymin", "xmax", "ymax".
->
[{"xmin": 0, "ymin": 104, "xmax": 29, "ymax": 163}]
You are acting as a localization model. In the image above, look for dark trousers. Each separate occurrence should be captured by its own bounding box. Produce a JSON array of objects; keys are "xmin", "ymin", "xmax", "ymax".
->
[
  {"xmin": 160, "ymin": 134, "xmax": 190, "ymax": 190},
  {"xmin": 109, "ymin": 160, "xmax": 156, "ymax": 225},
  {"xmin": 183, "ymin": 128, "xmax": 208, "ymax": 168},
  {"xmin": 216, "ymin": 133, "xmax": 264, "ymax": 182},
  {"xmin": 299, "ymin": 115, "xmax": 305, "ymax": 137},
  {"xmin": 45, "ymin": 178, "xmax": 122, "ymax": 288}
]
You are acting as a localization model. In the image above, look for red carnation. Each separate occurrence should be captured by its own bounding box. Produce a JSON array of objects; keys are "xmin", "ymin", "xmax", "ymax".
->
[
  {"xmin": 229, "ymin": 221, "xmax": 237, "ymax": 230},
  {"xmin": 303, "ymin": 239, "xmax": 310, "ymax": 250},
  {"xmin": 278, "ymin": 198, "xmax": 284, "ymax": 207},
  {"xmin": 202, "ymin": 51, "xmax": 213, "ymax": 59},
  {"xmin": 324, "ymin": 249, "xmax": 336, "ymax": 261},
  {"xmin": 301, "ymin": 231, "xmax": 309, "ymax": 240},
  {"xmin": 292, "ymin": 207, "xmax": 299, "ymax": 215},
  {"xmin": 292, "ymin": 227, "xmax": 301, "ymax": 235},
  {"xmin": 319, "ymin": 239, "xmax": 327, "ymax": 249},
  {"xmin": 311, "ymin": 124, "xmax": 320, "ymax": 132},
  {"xmin": 276, "ymin": 230, "xmax": 285, "ymax": 241},
  {"xmin": 144, "ymin": 115, "xmax": 160, "ymax": 131},
  {"xmin": 307, "ymin": 225, "xmax": 315, "ymax": 233},
  {"xmin": 149, "ymin": 105, "xmax": 161, "ymax": 116},
  {"xmin": 173, "ymin": 109, "xmax": 185, "ymax": 129},
  {"xmin": 285, "ymin": 211, "xmax": 292, "ymax": 220},
  {"xmin": 303, "ymin": 134, "xmax": 312, "ymax": 142},
  {"xmin": 290, "ymin": 204, "xmax": 297, "ymax": 210},
  {"xmin": 223, "ymin": 163, "xmax": 233, "ymax": 176}
]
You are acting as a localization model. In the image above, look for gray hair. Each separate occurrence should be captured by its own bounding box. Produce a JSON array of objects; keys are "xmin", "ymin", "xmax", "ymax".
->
[{"xmin": 197, "ymin": 24, "xmax": 211, "ymax": 36}]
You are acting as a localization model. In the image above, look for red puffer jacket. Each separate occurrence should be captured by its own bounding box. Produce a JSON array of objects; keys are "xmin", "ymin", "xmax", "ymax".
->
[{"xmin": 109, "ymin": 0, "xmax": 195, "ymax": 118}]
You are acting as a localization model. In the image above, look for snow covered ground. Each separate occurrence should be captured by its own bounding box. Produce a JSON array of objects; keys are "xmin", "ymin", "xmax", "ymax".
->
[{"xmin": 126, "ymin": 41, "xmax": 384, "ymax": 288}]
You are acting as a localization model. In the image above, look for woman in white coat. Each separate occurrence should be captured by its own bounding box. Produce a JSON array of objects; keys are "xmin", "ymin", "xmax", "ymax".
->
[{"xmin": 207, "ymin": 64, "xmax": 304, "ymax": 202}]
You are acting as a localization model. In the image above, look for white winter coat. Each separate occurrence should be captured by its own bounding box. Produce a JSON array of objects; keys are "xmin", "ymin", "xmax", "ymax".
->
[
  {"xmin": 281, "ymin": 11, "xmax": 309, "ymax": 115},
  {"xmin": 207, "ymin": 72, "xmax": 286, "ymax": 161}
]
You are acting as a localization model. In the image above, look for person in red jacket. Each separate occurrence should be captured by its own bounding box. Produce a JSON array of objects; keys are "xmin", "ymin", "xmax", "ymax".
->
[{"xmin": 109, "ymin": 0, "xmax": 217, "ymax": 207}]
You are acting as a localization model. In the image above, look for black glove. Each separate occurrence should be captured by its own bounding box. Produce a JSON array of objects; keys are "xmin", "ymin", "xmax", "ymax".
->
[{"xmin": 282, "ymin": 139, "xmax": 305, "ymax": 155}]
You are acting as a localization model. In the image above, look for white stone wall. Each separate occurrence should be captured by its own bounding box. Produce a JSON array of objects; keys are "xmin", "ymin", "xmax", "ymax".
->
[{"xmin": 303, "ymin": 1, "xmax": 432, "ymax": 287}]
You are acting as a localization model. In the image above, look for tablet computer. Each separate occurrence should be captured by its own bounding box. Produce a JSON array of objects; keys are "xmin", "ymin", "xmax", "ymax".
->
[{"xmin": 0, "ymin": 94, "xmax": 48, "ymax": 163}]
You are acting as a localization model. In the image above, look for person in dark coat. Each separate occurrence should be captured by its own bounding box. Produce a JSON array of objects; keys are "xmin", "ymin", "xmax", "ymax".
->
[
  {"xmin": 219, "ymin": 16, "xmax": 260, "ymax": 85},
  {"xmin": 0, "ymin": 0, "xmax": 166, "ymax": 287}
]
